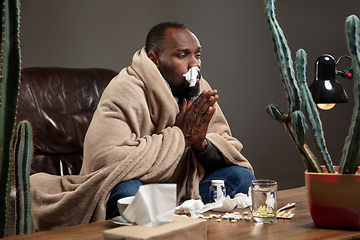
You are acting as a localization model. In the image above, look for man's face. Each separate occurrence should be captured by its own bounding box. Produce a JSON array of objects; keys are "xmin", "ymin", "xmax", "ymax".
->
[{"xmin": 150, "ymin": 28, "xmax": 202, "ymax": 101}]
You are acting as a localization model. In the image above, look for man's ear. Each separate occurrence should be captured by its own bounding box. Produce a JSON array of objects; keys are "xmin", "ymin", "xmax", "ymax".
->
[{"xmin": 147, "ymin": 51, "xmax": 159, "ymax": 67}]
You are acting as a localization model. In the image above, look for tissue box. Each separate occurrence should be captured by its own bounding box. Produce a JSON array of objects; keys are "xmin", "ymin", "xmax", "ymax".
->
[{"xmin": 103, "ymin": 216, "xmax": 207, "ymax": 240}]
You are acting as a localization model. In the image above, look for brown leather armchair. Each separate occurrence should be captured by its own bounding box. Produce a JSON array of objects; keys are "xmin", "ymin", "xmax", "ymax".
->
[
  {"xmin": 8, "ymin": 67, "xmax": 118, "ymax": 236},
  {"xmin": 15, "ymin": 67, "xmax": 118, "ymax": 176}
]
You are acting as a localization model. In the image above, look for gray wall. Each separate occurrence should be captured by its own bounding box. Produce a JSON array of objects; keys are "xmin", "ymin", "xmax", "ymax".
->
[{"xmin": 21, "ymin": 0, "xmax": 360, "ymax": 190}]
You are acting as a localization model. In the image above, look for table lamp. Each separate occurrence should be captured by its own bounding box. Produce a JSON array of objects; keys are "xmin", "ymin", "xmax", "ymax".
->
[{"xmin": 309, "ymin": 54, "xmax": 352, "ymax": 110}]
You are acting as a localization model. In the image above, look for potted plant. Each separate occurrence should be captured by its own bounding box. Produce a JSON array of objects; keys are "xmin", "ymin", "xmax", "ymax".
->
[
  {"xmin": 264, "ymin": 0, "xmax": 360, "ymax": 230},
  {"xmin": 1, "ymin": 0, "xmax": 34, "ymax": 237}
]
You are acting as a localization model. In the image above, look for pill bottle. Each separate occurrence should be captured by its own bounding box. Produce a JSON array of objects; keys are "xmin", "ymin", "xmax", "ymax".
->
[{"xmin": 209, "ymin": 180, "xmax": 226, "ymax": 202}]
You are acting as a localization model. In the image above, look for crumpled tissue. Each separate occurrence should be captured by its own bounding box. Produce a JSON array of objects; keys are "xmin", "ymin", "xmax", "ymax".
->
[
  {"xmin": 183, "ymin": 66, "xmax": 200, "ymax": 87},
  {"xmin": 265, "ymin": 191, "xmax": 275, "ymax": 209},
  {"xmin": 122, "ymin": 184, "xmax": 176, "ymax": 227},
  {"xmin": 175, "ymin": 189, "xmax": 252, "ymax": 218}
]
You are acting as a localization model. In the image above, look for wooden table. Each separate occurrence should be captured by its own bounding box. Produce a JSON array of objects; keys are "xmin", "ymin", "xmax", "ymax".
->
[
  {"xmin": 5, "ymin": 187, "xmax": 360, "ymax": 240},
  {"xmin": 206, "ymin": 187, "xmax": 360, "ymax": 240}
]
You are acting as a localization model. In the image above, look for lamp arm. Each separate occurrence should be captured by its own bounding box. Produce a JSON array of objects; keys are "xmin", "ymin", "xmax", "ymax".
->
[{"xmin": 336, "ymin": 55, "xmax": 353, "ymax": 80}]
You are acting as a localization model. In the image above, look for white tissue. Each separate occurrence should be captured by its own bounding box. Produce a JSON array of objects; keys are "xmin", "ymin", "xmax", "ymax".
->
[
  {"xmin": 201, "ymin": 196, "xmax": 238, "ymax": 213},
  {"xmin": 183, "ymin": 67, "xmax": 199, "ymax": 87},
  {"xmin": 265, "ymin": 192, "xmax": 275, "ymax": 209},
  {"xmin": 234, "ymin": 192, "xmax": 252, "ymax": 209},
  {"xmin": 174, "ymin": 199, "xmax": 204, "ymax": 213},
  {"xmin": 122, "ymin": 184, "xmax": 176, "ymax": 227},
  {"xmin": 174, "ymin": 192, "xmax": 252, "ymax": 219}
]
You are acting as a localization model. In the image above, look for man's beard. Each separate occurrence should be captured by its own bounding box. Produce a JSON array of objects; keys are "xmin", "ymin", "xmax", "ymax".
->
[
  {"xmin": 161, "ymin": 65, "xmax": 200, "ymax": 104},
  {"xmin": 173, "ymin": 81, "xmax": 200, "ymax": 103}
]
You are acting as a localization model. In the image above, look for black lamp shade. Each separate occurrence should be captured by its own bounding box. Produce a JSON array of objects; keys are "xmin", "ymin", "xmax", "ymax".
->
[{"xmin": 309, "ymin": 54, "xmax": 348, "ymax": 104}]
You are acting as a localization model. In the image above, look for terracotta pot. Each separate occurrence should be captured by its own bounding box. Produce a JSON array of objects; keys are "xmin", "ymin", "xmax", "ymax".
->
[{"xmin": 305, "ymin": 166, "xmax": 360, "ymax": 230}]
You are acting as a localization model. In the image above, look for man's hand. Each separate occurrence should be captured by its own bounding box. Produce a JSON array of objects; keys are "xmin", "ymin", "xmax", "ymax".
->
[{"xmin": 175, "ymin": 89, "xmax": 218, "ymax": 151}]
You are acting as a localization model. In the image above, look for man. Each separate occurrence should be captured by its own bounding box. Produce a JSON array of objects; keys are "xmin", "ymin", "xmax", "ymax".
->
[
  {"xmin": 30, "ymin": 22, "xmax": 254, "ymax": 231},
  {"xmin": 87, "ymin": 21, "xmax": 255, "ymax": 219}
]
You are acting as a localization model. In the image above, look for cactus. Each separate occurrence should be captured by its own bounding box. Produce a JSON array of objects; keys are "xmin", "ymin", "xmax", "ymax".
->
[
  {"xmin": 13, "ymin": 121, "xmax": 34, "ymax": 234},
  {"xmin": 265, "ymin": 103, "xmax": 286, "ymax": 123},
  {"xmin": 296, "ymin": 49, "xmax": 335, "ymax": 174},
  {"xmin": 265, "ymin": 0, "xmax": 360, "ymax": 175},
  {"xmin": 291, "ymin": 110, "xmax": 308, "ymax": 147},
  {"xmin": 339, "ymin": 15, "xmax": 360, "ymax": 174},
  {"xmin": 0, "ymin": 0, "xmax": 22, "ymax": 237},
  {"xmin": 266, "ymin": 102, "xmax": 322, "ymax": 172},
  {"xmin": 264, "ymin": 0, "xmax": 324, "ymax": 173},
  {"xmin": 264, "ymin": 0, "xmax": 302, "ymax": 114}
]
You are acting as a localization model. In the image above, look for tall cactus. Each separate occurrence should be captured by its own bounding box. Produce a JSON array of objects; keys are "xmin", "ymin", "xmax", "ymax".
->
[
  {"xmin": 0, "ymin": 0, "xmax": 22, "ymax": 237},
  {"xmin": 13, "ymin": 121, "xmax": 34, "ymax": 234},
  {"xmin": 339, "ymin": 15, "xmax": 360, "ymax": 174},
  {"xmin": 296, "ymin": 49, "xmax": 335, "ymax": 174},
  {"xmin": 264, "ymin": 0, "xmax": 323, "ymax": 173},
  {"xmin": 264, "ymin": 0, "xmax": 302, "ymax": 114}
]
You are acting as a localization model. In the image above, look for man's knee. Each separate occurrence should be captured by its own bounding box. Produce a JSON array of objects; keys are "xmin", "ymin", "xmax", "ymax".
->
[
  {"xmin": 106, "ymin": 179, "xmax": 143, "ymax": 219},
  {"xmin": 224, "ymin": 165, "xmax": 255, "ymax": 197},
  {"xmin": 199, "ymin": 165, "xmax": 255, "ymax": 202},
  {"xmin": 110, "ymin": 179, "xmax": 143, "ymax": 197},
  {"xmin": 232, "ymin": 165, "xmax": 255, "ymax": 182}
]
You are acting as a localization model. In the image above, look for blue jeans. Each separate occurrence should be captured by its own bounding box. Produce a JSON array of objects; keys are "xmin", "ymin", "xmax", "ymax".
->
[
  {"xmin": 105, "ymin": 165, "xmax": 255, "ymax": 219},
  {"xmin": 198, "ymin": 165, "xmax": 255, "ymax": 203}
]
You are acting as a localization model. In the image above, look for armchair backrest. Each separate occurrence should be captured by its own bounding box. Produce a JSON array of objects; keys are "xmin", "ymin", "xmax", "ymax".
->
[{"xmin": 15, "ymin": 67, "xmax": 118, "ymax": 176}]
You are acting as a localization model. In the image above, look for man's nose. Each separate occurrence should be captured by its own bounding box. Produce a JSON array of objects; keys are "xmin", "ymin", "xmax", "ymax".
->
[{"xmin": 189, "ymin": 55, "xmax": 201, "ymax": 69}]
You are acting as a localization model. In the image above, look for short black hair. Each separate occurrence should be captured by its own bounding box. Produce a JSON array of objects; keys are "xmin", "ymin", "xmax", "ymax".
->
[{"xmin": 145, "ymin": 21, "xmax": 188, "ymax": 54}]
